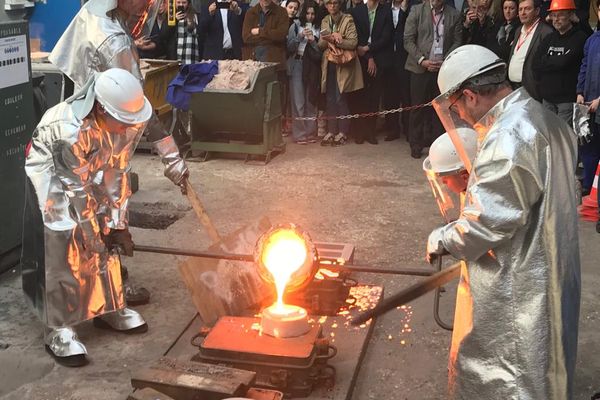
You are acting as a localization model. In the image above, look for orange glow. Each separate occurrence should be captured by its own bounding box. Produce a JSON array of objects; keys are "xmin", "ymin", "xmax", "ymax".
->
[{"xmin": 261, "ymin": 229, "xmax": 308, "ymax": 311}]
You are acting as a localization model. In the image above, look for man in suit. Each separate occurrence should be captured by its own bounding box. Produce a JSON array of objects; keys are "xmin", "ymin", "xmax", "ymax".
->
[
  {"xmin": 507, "ymin": 0, "xmax": 553, "ymax": 100},
  {"xmin": 383, "ymin": 0, "xmax": 410, "ymax": 141},
  {"xmin": 351, "ymin": 0, "xmax": 394, "ymax": 144},
  {"xmin": 404, "ymin": 0, "xmax": 462, "ymax": 158},
  {"xmin": 200, "ymin": 0, "xmax": 245, "ymax": 60}
]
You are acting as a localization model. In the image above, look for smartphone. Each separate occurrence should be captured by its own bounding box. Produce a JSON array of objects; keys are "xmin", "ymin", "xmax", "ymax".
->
[
  {"xmin": 177, "ymin": 5, "xmax": 185, "ymax": 13},
  {"xmin": 216, "ymin": 1, "xmax": 230, "ymax": 9},
  {"xmin": 305, "ymin": 22, "xmax": 313, "ymax": 30}
]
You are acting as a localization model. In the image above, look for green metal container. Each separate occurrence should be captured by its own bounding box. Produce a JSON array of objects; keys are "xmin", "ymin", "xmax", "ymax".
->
[{"xmin": 187, "ymin": 63, "xmax": 285, "ymax": 164}]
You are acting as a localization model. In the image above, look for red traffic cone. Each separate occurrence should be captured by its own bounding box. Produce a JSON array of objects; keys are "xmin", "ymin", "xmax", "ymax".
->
[{"xmin": 579, "ymin": 161, "xmax": 600, "ymax": 222}]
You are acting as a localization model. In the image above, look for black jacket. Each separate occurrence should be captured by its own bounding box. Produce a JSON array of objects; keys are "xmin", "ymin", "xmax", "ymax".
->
[
  {"xmin": 391, "ymin": 4, "xmax": 408, "ymax": 67},
  {"xmin": 488, "ymin": 19, "xmax": 520, "ymax": 61},
  {"xmin": 532, "ymin": 26, "xmax": 589, "ymax": 103},
  {"xmin": 508, "ymin": 21, "xmax": 553, "ymax": 100},
  {"xmin": 199, "ymin": 3, "xmax": 244, "ymax": 60},
  {"xmin": 350, "ymin": 2, "xmax": 394, "ymax": 68}
]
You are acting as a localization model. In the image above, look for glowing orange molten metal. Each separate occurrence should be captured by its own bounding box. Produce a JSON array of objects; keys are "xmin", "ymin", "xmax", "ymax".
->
[{"xmin": 261, "ymin": 229, "xmax": 307, "ymax": 312}]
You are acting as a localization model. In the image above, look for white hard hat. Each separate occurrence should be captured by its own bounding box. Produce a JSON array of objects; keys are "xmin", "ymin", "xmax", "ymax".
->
[
  {"xmin": 423, "ymin": 128, "xmax": 478, "ymax": 174},
  {"xmin": 437, "ymin": 45, "xmax": 506, "ymax": 99},
  {"xmin": 94, "ymin": 68, "xmax": 152, "ymax": 125}
]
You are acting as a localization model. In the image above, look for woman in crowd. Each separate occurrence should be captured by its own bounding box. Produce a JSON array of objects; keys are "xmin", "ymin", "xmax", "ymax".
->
[
  {"xmin": 490, "ymin": 0, "xmax": 520, "ymax": 60},
  {"xmin": 318, "ymin": 0, "xmax": 363, "ymax": 146},
  {"xmin": 287, "ymin": 3, "xmax": 322, "ymax": 144},
  {"xmin": 286, "ymin": 0, "xmax": 301, "ymax": 25},
  {"xmin": 168, "ymin": 0, "xmax": 203, "ymax": 63},
  {"xmin": 576, "ymin": 0, "xmax": 600, "ymax": 197}
]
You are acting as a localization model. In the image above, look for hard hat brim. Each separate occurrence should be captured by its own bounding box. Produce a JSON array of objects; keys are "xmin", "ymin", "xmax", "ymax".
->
[{"xmin": 105, "ymin": 97, "xmax": 153, "ymax": 125}]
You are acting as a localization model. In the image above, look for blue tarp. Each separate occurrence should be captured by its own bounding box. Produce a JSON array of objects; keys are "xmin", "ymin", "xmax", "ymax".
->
[{"xmin": 166, "ymin": 61, "xmax": 219, "ymax": 111}]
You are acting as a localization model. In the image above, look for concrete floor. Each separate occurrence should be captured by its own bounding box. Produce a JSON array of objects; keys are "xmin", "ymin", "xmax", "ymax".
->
[{"xmin": 1, "ymin": 135, "xmax": 599, "ymax": 399}]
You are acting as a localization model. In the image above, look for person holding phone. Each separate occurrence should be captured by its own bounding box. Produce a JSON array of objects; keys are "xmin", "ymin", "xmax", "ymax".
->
[
  {"xmin": 462, "ymin": 0, "xmax": 496, "ymax": 46},
  {"xmin": 287, "ymin": 4, "xmax": 322, "ymax": 144},
  {"xmin": 200, "ymin": 0, "xmax": 244, "ymax": 60},
  {"xmin": 317, "ymin": 0, "xmax": 363, "ymax": 146},
  {"xmin": 167, "ymin": 0, "xmax": 203, "ymax": 64}
]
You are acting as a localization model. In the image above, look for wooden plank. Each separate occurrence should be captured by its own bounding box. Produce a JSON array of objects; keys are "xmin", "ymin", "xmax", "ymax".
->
[
  {"xmin": 131, "ymin": 357, "xmax": 256, "ymax": 400},
  {"xmin": 127, "ymin": 387, "xmax": 174, "ymax": 400},
  {"xmin": 178, "ymin": 217, "xmax": 272, "ymax": 326}
]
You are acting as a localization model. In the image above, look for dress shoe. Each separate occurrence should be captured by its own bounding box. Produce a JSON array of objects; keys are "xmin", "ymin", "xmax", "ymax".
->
[
  {"xmin": 384, "ymin": 135, "xmax": 399, "ymax": 141},
  {"xmin": 93, "ymin": 308, "xmax": 148, "ymax": 334},
  {"xmin": 411, "ymin": 148, "xmax": 422, "ymax": 159},
  {"xmin": 44, "ymin": 327, "xmax": 88, "ymax": 367},
  {"xmin": 367, "ymin": 137, "xmax": 378, "ymax": 145},
  {"xmin": 355, "ymin": 138, "xmax": 364, "ymax": 144}
]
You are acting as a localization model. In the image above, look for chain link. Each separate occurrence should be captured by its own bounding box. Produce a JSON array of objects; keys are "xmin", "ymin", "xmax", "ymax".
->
[{"xmin": 287, "ymin": 102, "xmax": 433, "ymax": 121}]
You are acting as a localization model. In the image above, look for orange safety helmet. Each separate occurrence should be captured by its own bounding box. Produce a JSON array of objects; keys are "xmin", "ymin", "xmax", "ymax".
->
[{"xmin": 548, "ymin": 0, "xmax": 576, "ymax": 11}]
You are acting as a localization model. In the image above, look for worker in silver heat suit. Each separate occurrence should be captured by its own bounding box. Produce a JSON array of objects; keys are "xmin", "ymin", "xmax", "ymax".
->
[
  {"xmin": 22, "ymin": 68, "xmax": 153, "ymax": 367},
  {"xmin": 426, "ymin": 44, "xmax": 581, "ymax": 399},
  {"xmin": 48, "ymin": 0, "xmax": 188, "ymax": 194},
  {"xmin": 48, "ymin": 0, "xmax": 189, "ymax": 305}
]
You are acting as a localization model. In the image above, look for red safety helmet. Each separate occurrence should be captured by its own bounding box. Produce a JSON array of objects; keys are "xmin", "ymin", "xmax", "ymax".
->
[{"xmin": 548, "ymin": 0, "xmax": 576, "ymax": 12}]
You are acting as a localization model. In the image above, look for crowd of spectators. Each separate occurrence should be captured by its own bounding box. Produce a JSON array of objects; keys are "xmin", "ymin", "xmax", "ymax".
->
[{"xmin": 141, "ymin": 0, "xmax": 600, "ymax": 192}]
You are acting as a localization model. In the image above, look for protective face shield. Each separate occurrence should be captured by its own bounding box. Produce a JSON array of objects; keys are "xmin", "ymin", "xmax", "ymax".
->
[
  {"xmin": 433, "ymin": 45, "xmax": 506, "ymax": 174},
  {"xmin": 109, "ymin": 124, "xmax": 148, "ymax": 159},
  {"xmin": 127, "ymin": 0, "xmax": 163, "ymax": 40},
  {"xmin": 423, "ymin": 128, "xmax": 478, "ymax": 223}
]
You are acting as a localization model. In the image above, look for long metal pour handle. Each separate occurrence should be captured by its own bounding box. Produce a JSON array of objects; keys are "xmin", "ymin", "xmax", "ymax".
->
[
  {"xmin": 350, "ymin": 262, "xmax": 461, "ymax": 326},
  {"xmin": 132, "ymin": 244, "xmax": 437, "ymax": 277},
  {"xmin": 133, "ymin": 244, "xmax": 255, "ymax": 262}
]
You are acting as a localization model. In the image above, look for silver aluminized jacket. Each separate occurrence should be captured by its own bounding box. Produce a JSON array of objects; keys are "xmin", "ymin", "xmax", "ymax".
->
[
  {"xmin": 49, "ymin": 0, "xmax": 188, "ymax": 185},
  {"xmin": 21, "ymin": 102, "xmax": 144, "ymax": 327},
  {"xmin": 428, "ymin": 88, "xmax": 581, "ymax": 399}
]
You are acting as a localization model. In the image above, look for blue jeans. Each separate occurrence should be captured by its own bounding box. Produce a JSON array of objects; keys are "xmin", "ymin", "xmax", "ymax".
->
[
  {"xmin": 325, "ymin": 63, "xmax": 350, "ymax": 135},
  {"xmin": 289, "ymin": 59, "xmax": 317, "ymax": 141}
]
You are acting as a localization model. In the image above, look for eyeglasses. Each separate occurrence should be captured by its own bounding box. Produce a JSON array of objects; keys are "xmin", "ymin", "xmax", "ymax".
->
[{"xmin": 448, "ymin": 91, "xmax": 464, "ymax": 113}]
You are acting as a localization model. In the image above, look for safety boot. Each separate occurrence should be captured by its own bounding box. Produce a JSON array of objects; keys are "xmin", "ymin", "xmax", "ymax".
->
[
  {"xmin": 44, "ymin": 327, "xmax": 88, "ymax": 367},
  {"xmin": 93, "ymin": 308, "xmax": 148, "ymax": 334}
]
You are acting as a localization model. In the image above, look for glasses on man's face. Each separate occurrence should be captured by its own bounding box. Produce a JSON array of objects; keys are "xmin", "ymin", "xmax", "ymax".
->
[
  {"xmin": 327, "ymin": 1, "xmax": 340, "ymax": 5},
  {"xmin": 449, "ymin": 91, "xmax": 464, "ymax": 114}
]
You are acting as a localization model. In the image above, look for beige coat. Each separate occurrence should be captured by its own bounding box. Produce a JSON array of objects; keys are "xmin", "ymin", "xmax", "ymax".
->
[{"xmin": 318, "ymin": 13, "xmax": 364, "ymax": 94}]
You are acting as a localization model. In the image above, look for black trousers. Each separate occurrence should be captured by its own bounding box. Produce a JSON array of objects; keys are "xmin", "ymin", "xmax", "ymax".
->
[
  {"xmin": 351, "ymin": 56, "xmax": 387, "ymax": 141},
  {"xmin": 408, "ymin": 71, "xmax": 443, "ymax": 150},
  {"xmin": 384, "ymin": 53, "xmax": 411, "ymax": 137}
]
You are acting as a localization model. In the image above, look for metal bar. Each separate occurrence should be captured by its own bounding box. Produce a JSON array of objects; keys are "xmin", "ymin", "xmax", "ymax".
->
[
  {"xmin": 134, "ymin": 244, "xmax": 255, "ymax": 262},
  {"xmin": 350, "ymin": 262, "xmax": 461, "ymax": 326},
  {"xmin": 133, "ymin": 244, "xmax": 436, "ymax": 277}
]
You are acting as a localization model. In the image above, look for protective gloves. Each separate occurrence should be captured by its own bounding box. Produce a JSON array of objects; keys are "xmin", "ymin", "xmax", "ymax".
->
[
  {"xmin": 152, "ymin": 135, "xmax": 190, "ymax": 193},
  {"xmin": 426, "ymin": 227, "xmax": 450, "ymax": 264},
  {"xmin": 102, "ymin": 228, "xmax": 134, "ymax": 256}
]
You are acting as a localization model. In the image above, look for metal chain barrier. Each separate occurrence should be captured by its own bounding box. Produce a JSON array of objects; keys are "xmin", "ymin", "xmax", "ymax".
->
[{"xmin": 285, "ymin": 101, "xmax": 432, "ymax": 121}]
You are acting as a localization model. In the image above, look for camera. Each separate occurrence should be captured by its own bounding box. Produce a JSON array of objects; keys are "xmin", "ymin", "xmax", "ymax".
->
[
  {"xmin": 176, "ymin": 5, "xmax": 186, "ymax": 13},
  {"xmin": 216, "ymin": 1, "xmax": 230, "ymax": 9}
]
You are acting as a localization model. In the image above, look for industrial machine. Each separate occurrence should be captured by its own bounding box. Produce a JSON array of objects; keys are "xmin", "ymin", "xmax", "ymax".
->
[{"xmin": 0, "ymin": 0, "xmax": 35, "ymax": 273}]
